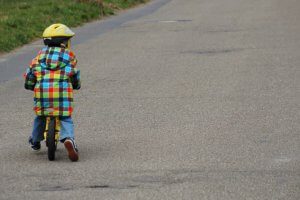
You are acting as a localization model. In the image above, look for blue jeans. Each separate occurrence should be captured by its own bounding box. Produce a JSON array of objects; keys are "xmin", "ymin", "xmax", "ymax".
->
[{"xmin": 31, "ymin": 116, "xmax": 75, "ymax": 143}]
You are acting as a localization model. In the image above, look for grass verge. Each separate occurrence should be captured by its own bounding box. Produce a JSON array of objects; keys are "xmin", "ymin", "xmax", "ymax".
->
[{"xmin": 0, "ymin": 0, "xmax": 148, "ymax": 53}]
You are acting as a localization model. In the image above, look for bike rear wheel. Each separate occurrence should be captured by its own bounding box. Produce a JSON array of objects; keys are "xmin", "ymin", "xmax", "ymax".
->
[{"xmin": 47, "ymin": 118, "xmax": 56, "ymax": 161}]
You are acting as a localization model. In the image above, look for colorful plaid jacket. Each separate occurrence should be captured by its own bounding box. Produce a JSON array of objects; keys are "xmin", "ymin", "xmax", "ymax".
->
[{"xmin": 24, "ymin": 47, "xmax": 81, "ymax": 116}]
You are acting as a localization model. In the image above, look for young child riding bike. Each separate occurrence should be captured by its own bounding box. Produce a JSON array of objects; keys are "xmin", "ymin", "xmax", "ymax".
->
[{"xmin": 24, "ymin": 24, "xmax": 81, "ymax": 161}]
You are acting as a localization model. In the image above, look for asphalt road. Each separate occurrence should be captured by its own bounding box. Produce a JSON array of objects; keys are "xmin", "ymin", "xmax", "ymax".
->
[{"xmin": 0, "ymin": 0, "xmax": 299, "ymax": 199}]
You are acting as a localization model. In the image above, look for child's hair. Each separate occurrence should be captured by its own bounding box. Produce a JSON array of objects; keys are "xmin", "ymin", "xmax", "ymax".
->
[{"xmin": 44, "ymin": 36, "xmax": 71, "ymax": 47}]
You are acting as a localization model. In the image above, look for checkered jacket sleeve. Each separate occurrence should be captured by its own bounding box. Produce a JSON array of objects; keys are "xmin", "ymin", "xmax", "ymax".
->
[
  {"xmin": 69, "ymin": 55, "xmax": 81, "ymax": 90},
  {"xmin": 24, "ymin": 54, "xmax": 39, "ymax": 90}
]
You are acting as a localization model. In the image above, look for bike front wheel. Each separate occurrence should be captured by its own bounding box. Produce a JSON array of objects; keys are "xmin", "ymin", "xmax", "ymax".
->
[{"xmin": 47, "ymin": 118, "xmax": 56, "ymax": 161}]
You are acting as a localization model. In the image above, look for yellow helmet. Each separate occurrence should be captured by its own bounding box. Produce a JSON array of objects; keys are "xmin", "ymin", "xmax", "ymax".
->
[
  {"xmin": 42, "ymin": 24, "xmax": 75, "ymax": 48},
  {"xmin": 43, "ymin": 23, "xmax": 75, "ymax": 38}
]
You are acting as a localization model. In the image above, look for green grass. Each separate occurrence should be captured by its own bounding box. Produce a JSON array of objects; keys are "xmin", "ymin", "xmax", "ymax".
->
[
  {"xmin": 0, "ymin": 0, "xmax": 147, "ymax": 53},
  {"xmin": 103, "ymin": 0, "xmax": 147, "ymax": 9}
]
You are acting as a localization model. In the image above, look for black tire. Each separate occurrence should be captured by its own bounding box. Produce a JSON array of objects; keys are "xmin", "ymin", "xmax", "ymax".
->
[{"xmin": 47, "ymin": 118, "xmax": 56, "ymax": 161}]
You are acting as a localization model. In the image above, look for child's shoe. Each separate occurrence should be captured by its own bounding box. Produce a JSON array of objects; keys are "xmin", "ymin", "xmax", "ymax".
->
[
  {"xmin": 28, "ymin": 136, "xmax": 41, "ymax": 151},
  {"xmin": 64, "ymin": 138, "xmax": 79, "ymax": 161}
]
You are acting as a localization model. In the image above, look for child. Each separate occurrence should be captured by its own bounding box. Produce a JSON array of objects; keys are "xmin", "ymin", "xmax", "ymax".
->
[{"xmin": 24, "ymin": 24, "xmax": 81, "ymax": 161}]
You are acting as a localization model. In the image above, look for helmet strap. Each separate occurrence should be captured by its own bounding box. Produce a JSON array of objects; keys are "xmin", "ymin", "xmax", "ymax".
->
[{"xmin": 67, "ymin": 40, "xmax": 71, "ymax": 49}]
